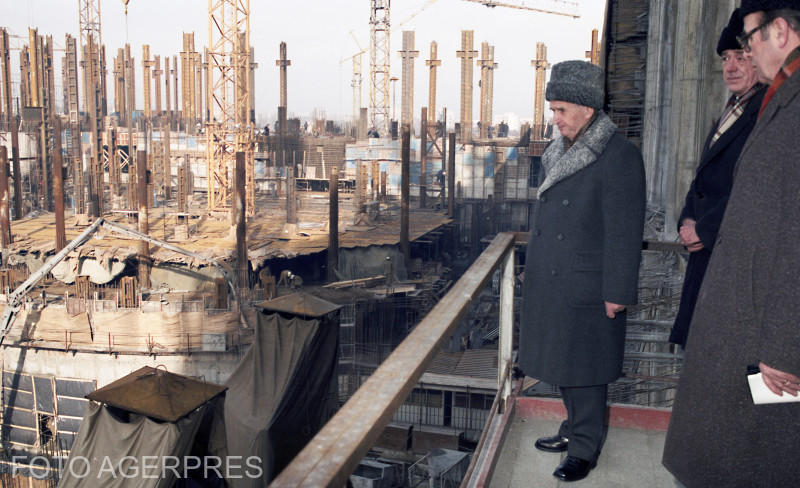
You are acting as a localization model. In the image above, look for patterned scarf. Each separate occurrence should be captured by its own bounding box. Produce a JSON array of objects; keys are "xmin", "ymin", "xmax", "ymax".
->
[
  {"xmin": 711, "ymin": 84, "xmax": 762, "ymax": 144},
  {"xmin": 759, "ymin": 46, "xmax": 800, "ymax": 119}
]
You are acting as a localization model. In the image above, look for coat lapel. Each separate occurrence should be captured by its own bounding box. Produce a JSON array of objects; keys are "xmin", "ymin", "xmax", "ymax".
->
[{"xmin": 698, "ymin": 87, "xmax": 765, "ymax": 171}]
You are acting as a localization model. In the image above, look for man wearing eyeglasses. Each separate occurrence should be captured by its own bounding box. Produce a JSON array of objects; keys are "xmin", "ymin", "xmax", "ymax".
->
[
  {"xmin": 670, "ymin": 8, "xmax": 766, "ymax": 349},
  {"xmin": 663, "ymin": 1, "xmax": 800, "ymax": 486}
]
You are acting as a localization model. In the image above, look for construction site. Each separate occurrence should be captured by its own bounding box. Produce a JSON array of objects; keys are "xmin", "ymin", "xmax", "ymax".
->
[{"xmin": 0, "ymin": 0, "xmax": 740, "ymax": 485}]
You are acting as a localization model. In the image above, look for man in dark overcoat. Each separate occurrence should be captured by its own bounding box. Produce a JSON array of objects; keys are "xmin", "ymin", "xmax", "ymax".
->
[
  {"xmin": 663, "ymin": 2, "xmax": 800, "ymax": 486},
  {"xmin": 519, "ymin": 60, "xmax": 645, "ymax": 482},
  {"xmin": 671, "ymin": 8, "xmax": 766, "ymax": 347}
]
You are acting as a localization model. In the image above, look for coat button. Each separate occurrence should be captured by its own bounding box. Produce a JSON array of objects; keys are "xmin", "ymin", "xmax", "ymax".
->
[
  {"xmin": 562, "ymin": 199, "xmax": 570, "ymax": 206},
  {"xmin": 533, "ymin": 229, "xmax": 541, "ymax": 236},
  {"xmin": 540, "ymin": 196, "xmax": 547, "ymax": 203},
  {"xmin": 550, "ymin": 269, "xmax": 558, "ymax": 276},
  {"xmin": 557, "ymin": 234, "xmax": 564, "ymax": 241}
]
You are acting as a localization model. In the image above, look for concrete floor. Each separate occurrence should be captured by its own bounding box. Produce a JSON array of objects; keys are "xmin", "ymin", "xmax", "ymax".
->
[{"xmin": 489, "ymin": 415, "xmax": 676, "ymax": 488}]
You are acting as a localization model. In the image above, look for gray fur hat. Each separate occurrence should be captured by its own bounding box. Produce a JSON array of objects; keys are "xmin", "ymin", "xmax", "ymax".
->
[{"xmin": 545, "ymin": 60, "xmax": 604, "ymax": 109}]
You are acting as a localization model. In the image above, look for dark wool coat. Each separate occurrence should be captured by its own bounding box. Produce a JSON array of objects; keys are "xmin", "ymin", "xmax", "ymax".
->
[
  {"xmin": 519, "ymin": 131, "xmax": 646, "ymax": 387},
  {"xmin": 662, "ymin": 69, "xmax": 800, "ymax": 487},
  {"xmin": 671, "ymin": 86, "xmax": 767, "ymax": 346}
]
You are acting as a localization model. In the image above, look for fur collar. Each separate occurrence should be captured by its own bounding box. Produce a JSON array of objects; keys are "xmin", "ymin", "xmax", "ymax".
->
[{"xmin": 538, "ymin": 112, "xmax": 617, "ymax": 197}]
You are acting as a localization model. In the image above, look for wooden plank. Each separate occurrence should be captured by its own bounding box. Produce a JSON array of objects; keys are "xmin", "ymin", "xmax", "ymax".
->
[{"xmin": 271, "ymin": 232, "xmax": 515, "ymax": 487}]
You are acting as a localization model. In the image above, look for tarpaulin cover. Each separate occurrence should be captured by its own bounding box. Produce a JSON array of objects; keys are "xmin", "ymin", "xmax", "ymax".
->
[
  {"xmin": 57, "ymin": 401, "xmax": 206, "ymax": 488},
  {"xmin": 220, "ymin": 309, "xmax": 339, "ymax": 486}
]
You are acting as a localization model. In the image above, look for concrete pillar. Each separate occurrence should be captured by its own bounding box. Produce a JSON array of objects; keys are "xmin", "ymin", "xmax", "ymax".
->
[
  {"xmin": 327, "ymin": 167, "xmax": 338, "ymax": 283},
  {"xmin": 477, "ymin": 42, "xmax": 497, "ymax": 139},
  {"xmin": 371, "ymin": 160, "xmax": 379, "ymax": 201},
  {"xmin": 137, "ymin": 150, "xmax": 150, "ymax": 289},
  {"xmin": 52, "ymin": 118, "xmax": 65, "ymax": 251},
  {"xmin": 234, "ymin": 152, "xmax": 247, "ymax": 288},
  {"xmin": 401, "ymin": 125, "xmax": 410, "ymax": 268},
  {"xmin": 286, "ymin": 166, "xmax": 297, "ymax": 224},
  {"xmin": 426, "ymin": 42, "xmax": 441, "ymax": 125},
  {"xmin": 399, "ymin": 31, "xmax": 419, "ymax": 132},
  {"xmin": 355, "ymin": 159, "xmax": 363, "ymax": 211},
  {"xmin": 456, "ymin": 31, "xmax": 478, "ymax": 143},
  {"xmin": 0, "ymin": 147, "xmax": 11, "ymax": 247},
  {"xmin": 448, "ymin": 132, "xmax": 455, "ymax": 218}
]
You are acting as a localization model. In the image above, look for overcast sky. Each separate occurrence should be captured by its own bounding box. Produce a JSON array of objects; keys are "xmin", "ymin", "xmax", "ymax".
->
[{"xmin": 2, "ymin": 0, "xmax": 607, "ymax": 128}]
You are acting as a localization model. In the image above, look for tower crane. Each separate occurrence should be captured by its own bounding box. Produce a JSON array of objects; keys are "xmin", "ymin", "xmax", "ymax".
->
[{"xmin": 461, "ymin": 0, "xmax": 580, "ymax": 18}]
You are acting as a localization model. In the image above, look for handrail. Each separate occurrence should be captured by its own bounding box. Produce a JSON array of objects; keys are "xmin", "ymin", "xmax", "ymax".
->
[{"xmin": 270, "ymin": 232, "xmax": 516, "ymax": 487}]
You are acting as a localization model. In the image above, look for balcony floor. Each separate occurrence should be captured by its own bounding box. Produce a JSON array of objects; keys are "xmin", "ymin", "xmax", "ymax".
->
[{"xmin": 488, "ymin": 398, "xmax": 676, "ymax": 488}]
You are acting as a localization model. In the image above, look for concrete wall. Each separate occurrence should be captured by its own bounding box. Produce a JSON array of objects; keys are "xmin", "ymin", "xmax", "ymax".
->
[{"xmin": 642, "ymin": 0, "xmax": 737, "ymax": 238}]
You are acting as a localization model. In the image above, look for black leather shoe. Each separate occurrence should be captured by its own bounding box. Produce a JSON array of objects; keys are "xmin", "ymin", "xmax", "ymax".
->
[
  {"xmin": 534, "ymin": 434, "xmax": 569, "ymax": 452},
  {"xmin": 552, "ymin": 455, "xmax": 596, "ymax": 482}
]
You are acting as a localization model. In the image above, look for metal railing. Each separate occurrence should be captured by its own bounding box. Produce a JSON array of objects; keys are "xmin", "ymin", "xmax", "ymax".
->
[{"xmin": 270, "ymin": 233, "xmax": 516, "ymax": 487}]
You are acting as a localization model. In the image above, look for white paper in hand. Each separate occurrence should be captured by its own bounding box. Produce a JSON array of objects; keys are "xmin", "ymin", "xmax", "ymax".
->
[{"xmin": 748, "ymin": 372, "xmax": 800, "ymax": 404}]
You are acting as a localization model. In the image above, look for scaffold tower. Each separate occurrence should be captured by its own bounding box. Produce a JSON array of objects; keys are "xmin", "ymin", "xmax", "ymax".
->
[
  {"xmin": 206, "ymin": 0, "xmax": 254, "ymax": 214},
  {"xmin": 369, "ymin": 0, "xmax": 391, "ymax": 137}
]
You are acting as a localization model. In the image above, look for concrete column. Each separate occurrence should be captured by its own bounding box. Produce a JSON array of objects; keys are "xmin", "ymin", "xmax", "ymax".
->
[
  {"xmin": 399, "ymin": 31, "xmax": 419, "ymax": 132},
  {"xmin": 401, "ymin": 125, "xmax": 410, "ymax": 268},
  {"xmin": 0, "ymin": 147, "xmax": 11, "ymax": 247},
  {"xmin": 355, "ymin": 159, "xmax": 363, "ymax": 211},
  {"xmin": 137, "ymin": 149, "xmax": 150, "ymax": 289},
  {"xmin": 234, "ymin": 152, "xmax": 247, "ymax": 288},
  {"xmin": 52, "ymin": 118, "xmax": 65, "ymax": 251},
  {"xmin": 456, "ymin": 31, "xmax": 478, "ymax": 143},
  {"xmin": 327, "ymin": 167, "xmax": 338, "ymax": 283},
  {"xmin": 286, "ymin": 166, "xmax": 297, "ymax": 224}
]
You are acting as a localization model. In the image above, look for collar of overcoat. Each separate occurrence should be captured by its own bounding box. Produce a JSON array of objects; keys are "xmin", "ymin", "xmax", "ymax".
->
[
  {"xmin": 736, "ymin": 67, "xmax": 800, "ymax": 176},
  {"xmin": 698, "ymin": 85, "xmax": 766, "ymax": 172},
  {"xmin": 538, "ymin": 111, "xmax": 617, "ymax": 198}
]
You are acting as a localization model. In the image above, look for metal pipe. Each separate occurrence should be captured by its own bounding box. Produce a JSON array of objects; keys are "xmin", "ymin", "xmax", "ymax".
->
[
  {"xmin": 10, "ymin": 116, "xmax": 21, "ymax": 220},
  {"xmin": 420, "ymin": 107, "xmax": 427, "ymax": 209},
  {"xmin": 327, "ymin": 166, "xmax": 338, "ymax": 283},
  {"xmin": 137, "ymin": 149, "xmax": 150, "ymax": 289},
  {"xmin": 0, "ymin": 146, "xmax": 11, "ymax": 247},
  {"xmin": 401, "ymin": 125, "xmax": 410, "ymax": 267},
  {"xmin": 235, "ymin": 151, "xmax": 247, "ymax": 288},
  {"xmin": 448, "ymin": 132, "xmax": 456, "ymax": 217}
]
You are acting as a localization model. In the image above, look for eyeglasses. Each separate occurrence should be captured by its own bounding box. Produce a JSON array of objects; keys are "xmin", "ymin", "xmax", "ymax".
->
[{"xmin": 737, "ymin": 20, "xmax": 772, "ymax": 53}]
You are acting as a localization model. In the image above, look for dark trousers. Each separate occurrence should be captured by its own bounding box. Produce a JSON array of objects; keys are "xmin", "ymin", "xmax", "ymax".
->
[{"xmin": 557, "ymin": 384, "xmax": 608, "ymax": 461}]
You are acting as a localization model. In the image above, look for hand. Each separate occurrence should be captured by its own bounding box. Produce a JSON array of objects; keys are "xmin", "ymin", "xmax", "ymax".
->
[
  {"xmin": 759, "ymin": 361, "xmax": 800, "ymax": 396},
  {"xmin": 679, "ymin": 219, "xmax": 704, "ymax": 252},
  {"xmin": 604, "ymin": 301, "xmax": 626, "ymax": 319}
]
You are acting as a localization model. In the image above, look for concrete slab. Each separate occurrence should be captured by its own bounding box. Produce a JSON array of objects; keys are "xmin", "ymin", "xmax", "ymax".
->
[{"xmin": 489, "ymin": 412, "xmax": 676, "ymax": 487}]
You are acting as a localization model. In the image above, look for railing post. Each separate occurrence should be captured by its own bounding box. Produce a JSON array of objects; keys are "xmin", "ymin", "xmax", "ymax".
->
[{"xmin": 498, "ymin": 246, "xmax": 514, "ymax": 412}]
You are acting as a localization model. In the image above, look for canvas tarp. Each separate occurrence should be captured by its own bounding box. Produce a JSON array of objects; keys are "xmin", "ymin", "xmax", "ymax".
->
[
  {"xmin": 218, "ymin": 310, "xmax": 339, "ymax": 486},
  {"xmin": 57, "ymin": 401, "xmax": 206, "ymax": 488}
]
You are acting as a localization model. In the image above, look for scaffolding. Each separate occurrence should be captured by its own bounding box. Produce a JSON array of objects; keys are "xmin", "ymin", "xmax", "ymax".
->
[
  {"xmin": 206, "ymin": 0, "xmax": 255, "ymax": 214},
  {"xmin": 369, "ymin": 0, "xmax": 391, "ymax": 136}
]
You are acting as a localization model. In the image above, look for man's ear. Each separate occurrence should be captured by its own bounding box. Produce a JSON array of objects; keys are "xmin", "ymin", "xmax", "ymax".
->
[{"xmin": 773, "ymin": 17, "xmax": 791, "ymax": 48}]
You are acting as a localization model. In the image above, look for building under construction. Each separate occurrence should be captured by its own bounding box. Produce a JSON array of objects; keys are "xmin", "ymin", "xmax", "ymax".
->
[{"xmin": 0, "ymin": 0, "xmax": 744, "ymax": 485}]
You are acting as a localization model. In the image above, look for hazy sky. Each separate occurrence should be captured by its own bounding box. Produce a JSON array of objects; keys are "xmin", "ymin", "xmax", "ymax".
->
[{"xmin": 2, "ymin": 0, "xmax": 607, "ymax": 127}]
